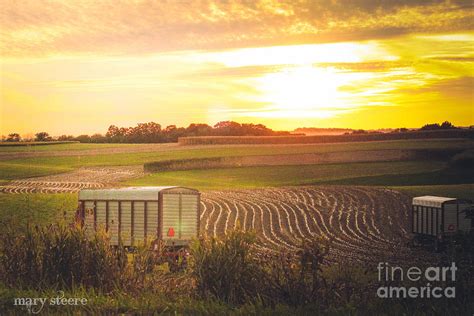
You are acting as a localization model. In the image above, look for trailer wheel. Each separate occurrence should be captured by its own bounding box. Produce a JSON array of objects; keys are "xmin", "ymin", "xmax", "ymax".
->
[
  {"xmin": 167, "ymin": 250, "xmax": 188, "ymax": 272},
  {"xmin": 168, "ymin": 255, "xmax": 179, "ymax": 273},
  {"xmin": 434, "ymin": 239, "xmax": 440, "ymax": 253},
  {"xmin": 412, "ymin": 235, "xmax": 422, "ymax": 247}
]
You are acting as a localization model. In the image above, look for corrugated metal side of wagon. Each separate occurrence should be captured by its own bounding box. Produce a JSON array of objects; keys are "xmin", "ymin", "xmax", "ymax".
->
[
  {"xmin": 77, "ymin": 186, "xmax": 200, "ymax": 247},
  {"xmin": 412, "ymin": 195, "xmax": 472, "ymax": 237}
]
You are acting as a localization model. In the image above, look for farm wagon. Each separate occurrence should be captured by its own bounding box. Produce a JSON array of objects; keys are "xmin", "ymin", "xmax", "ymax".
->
[
  {"xmin": 412, "ymin": 195, "xmax": 473, "ymax": 250},
  {"xmin": 76, "ymin": 186, "xmax": 200, "ymax": 248}
]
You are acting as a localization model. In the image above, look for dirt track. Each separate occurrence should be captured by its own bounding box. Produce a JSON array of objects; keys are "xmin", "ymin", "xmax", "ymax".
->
[{"xmin": 0, "ymin": 166, "xmax": 143, "ymax": 193}]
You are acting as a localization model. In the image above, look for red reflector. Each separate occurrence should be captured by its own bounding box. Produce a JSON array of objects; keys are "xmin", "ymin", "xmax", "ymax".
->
[
  {"xmin": 167, "ymin": 227, "xmax": 175, "ymax": 237},
  {"xmin": 448, "ymin": 224, "xmax": 456, "ymax": 231}
]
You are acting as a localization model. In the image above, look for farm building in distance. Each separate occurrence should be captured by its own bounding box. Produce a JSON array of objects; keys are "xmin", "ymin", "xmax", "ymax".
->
[
  {"xmin": 77, "ymin": 186, "xmax": 200, "ymax": 246},
  {"xmin": 412, "ymin": 196, "xmax": 473, "ymax": 239}
]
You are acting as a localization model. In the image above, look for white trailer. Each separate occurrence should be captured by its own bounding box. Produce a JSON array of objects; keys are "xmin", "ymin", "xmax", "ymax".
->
[
  {"xmin": 77, "ymin": 186, "xmax": 200, "ymax": 247},
  {"xmin": 412, "ymin": 196, "xmax": 472, "ymax": 243}
]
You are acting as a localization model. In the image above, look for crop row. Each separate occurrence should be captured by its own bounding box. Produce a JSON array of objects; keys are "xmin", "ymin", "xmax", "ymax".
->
[
  {"xmin": 200, "ymin": 187, "xmax": 434, "ymax": 264},
  {"xmin": 0, "ymin": 180, "xmax": 103, "ymax": 193}
]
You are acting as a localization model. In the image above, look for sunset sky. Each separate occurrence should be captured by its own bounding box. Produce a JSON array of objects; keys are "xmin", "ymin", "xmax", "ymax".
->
[{"xmin": 1, "ymin": 0, "xmax": 473, "ymax": 136}]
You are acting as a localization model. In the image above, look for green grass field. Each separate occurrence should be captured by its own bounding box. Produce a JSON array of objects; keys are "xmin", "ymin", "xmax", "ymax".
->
[
  {"xmin": 125, "ymin": 160, "xmax": 473, "ymax": 198},
  {"xmin": 125, "ymin": 160, "xmax": 447, "ymax": 189},
  {"xmin": 0, "ymin": 139, "xmax": 472, "ymax": 228},
  {"xmin": 390, "ymin": 184, "xmax": 474, "ymax": 200},
  {"xmin": 0, "ymin": 193, "xmax": 77, "ymax": 228},
  {"xmin": 0, "ymin": 139, "xmax": 472, "ymax": 181},
  {"xmin": 1, "ymin": 139, "xmax": 470, "ymax": 152}
]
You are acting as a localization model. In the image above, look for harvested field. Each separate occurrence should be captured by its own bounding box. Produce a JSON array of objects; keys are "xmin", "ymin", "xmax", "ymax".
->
[
  {"xmin": 200, "ymin": 186, "xmax": 435, "ymax": 264},
  {"xmin": 0, "ymin": 181, "xmax": 103, "ymax": 193},
  {"xmin": 179, "ymin": 130, "xmax": 474, "ymax": 145},
  {"xmin": 0, "ymin": 166, "xmax": 143, "ymax": 193},
  {"xmin": 0, "ymin": 181, "xmax": 436, "ymax": 264},
  {"xmin": 0, "ymin": 143, "xmax": 177, "ymax": 160},
  {"xmin": 0, "ymin": 141, "xmax": 78, "ymax": 147}
]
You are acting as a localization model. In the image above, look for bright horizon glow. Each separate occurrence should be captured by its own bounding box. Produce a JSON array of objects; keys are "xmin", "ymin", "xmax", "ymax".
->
[{"xmin": 197, "ymin": 41, "xmax": 398, "ymax": 67}]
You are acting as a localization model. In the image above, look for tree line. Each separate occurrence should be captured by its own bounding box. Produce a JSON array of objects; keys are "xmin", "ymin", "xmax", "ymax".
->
[
  {"xmin": 2, "ymin": 121, "xmax": 465, "ymax": 143},
  {"xmin": 345, "ymin": 121, "xmax": 459, "ymax": 135},
  {"xmin": 2, "ymin": 121, "xmax": 290, "ymax": 143}
]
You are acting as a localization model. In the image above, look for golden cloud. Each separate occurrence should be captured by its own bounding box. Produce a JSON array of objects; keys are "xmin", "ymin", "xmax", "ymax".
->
[{"xmin": 1, "ymin": 0, "xmax": 473, "ymax": 57}]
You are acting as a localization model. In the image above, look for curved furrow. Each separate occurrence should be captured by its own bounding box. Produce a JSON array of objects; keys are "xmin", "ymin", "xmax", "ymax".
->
[
  {"xmin": 0, "ymin": 184, "xmax": 425, "ymax": 264},
  {"xmin": 290, "ymin": 201, "xmax": 315, "ymax": 237},
  {"xmin": 259, "ymin": 202, "xmax": 295, "ymax": 249},
  {"xmin": 339, "ymin": 189, "xmax": 384, "ymax": 246},
  {"xmin": 276, "ymin": 200, "xmax": 306, "ymax": 239},
  {"xmin": 211, "ymin": 195, "xmax": 232, "ymax": 235},
  {"xmin": 200, "ymin": 201, "xmax": 207, "ymax": 220},
  {"xmin": 242, "ymin": 197, "xmax": 291, "ymax": 250},
  {"xmin": 223, "ymin": 193, "xmax": 250, "ymax": 232},
  {"xmin": 244, "ymin": 200, "xmax": 283, "ymax": 249},
  {"xmin": 210, "ymin": 198, "xmax": 225, "ymax": 237},
  {"xmin": 201, "ymin": 197, "xmax": 217, "ymax": 235},
  {"xmin": 343, "ymin": 188, "xmax": 398, "ymax": 248}
]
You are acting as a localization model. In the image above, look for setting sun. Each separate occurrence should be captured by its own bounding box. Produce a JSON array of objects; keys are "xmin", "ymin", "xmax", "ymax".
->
[{"xmin": 0, "ymin": 1, "xmax": 472, "ymax": 135}]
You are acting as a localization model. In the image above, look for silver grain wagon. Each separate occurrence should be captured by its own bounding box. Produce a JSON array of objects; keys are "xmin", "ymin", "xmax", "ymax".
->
[
  {"xmin": 76, "ymin": 186, "xmax": 200, "ymax": 247},
  {"xmin": 412, "ymin": 195, "xmax": 472, "ymax": 250}
]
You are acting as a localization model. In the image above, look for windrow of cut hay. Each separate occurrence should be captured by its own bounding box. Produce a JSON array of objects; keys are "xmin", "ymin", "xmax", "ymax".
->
[
  {"xmin": 143, "ymin": 148, "xmax": 463, "ymax": 172},
  {"xmin": 178, "ymin": 129, "xmax": 474, "ymax": 145}
]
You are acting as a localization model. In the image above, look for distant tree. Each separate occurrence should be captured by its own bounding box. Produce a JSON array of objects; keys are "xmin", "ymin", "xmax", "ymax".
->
[
  {"xmin": 6, "ymin": 133, "xmax": 21, "ymax": 142},
  {"xmin": 351, "ymin": 129, "xmax": 367, "ymax": 135},
  {"xmin": 420, "ymin": 123, "xmax": 440, "ymax": 130},
  {"xmin": 90, "ymin": 133, "xmax": 107, "ymax": 143},
  {"xmin": 421, "ymin": 121, "xmax": 457, "ymax": 130},
  {"xmin": 391, "ymin": 128, "xmax": 409, "ymax": 133},
  {"xmin": 106, "ymin": 125, "xmax": 129, "ymax": 143},
  {"xmin": 128, "ymin": 122, "xmax": 162, "ymax": 143},
  {"xmin": 186, "ymin": 123, "xmax": 213, "ymax": 136},
  {"xmin": 35, "ymin": 132, "xmax": 52, "ymax": 142},
  {"xmin": 58, "ymin": 135, "xmax": 75, "ymax": 141},
  {"xmin": 75, "ymin": 121, "xmax": 291, "ymax": 144},
  {"xmin": 214, "ymin": 121, "xmax": 243, "ymax": 136},
  {"xmin": 163, "ymin": 125, "xmax": 186, "ymax": 142},
  {"xmin": 241, "ymin": 123, "xmax": 274, "ymax": 136},
  {"xmin": 105, "ymin": 125, "xmax": 120, "ymax": 138},
  {"xmin": 165, "ymin": 125, "xmax": 177, "ymax": 133},
  {"xmin": 440, "ymin": 121, "xmax": 456, "ymax": 129},
  {"xmin": 75, "ymin": 134, "xmax": 91, "ymax": 143}
]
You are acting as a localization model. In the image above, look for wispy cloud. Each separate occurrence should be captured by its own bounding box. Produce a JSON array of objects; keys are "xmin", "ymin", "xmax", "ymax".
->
[
  {"xmin": 1, "ymin": 2, "xmax": 473, "ymax": 134},
  {"xmin": 1, "ymin": 0, "xmax": 473, "ymax": 57}
]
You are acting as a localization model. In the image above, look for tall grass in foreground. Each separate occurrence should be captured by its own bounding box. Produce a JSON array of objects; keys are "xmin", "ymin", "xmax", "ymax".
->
[
  {"xmin": 191, "ymin": 230, "xmax": 474, "ymax": 314},
  {"xmin": 192, "ymin": 231, "xmax": 334, "ymax": 308},
  {"xmin": 0, "ymin": 224, "xmax": 192, "ymax": 295},
  {"xmin": 0, "ymin": 224, "xmax": 126, "ymax": 291},
  {"xmin": 0, "ymin": 224, "xmax": 473, "ymax": 314},
  {"xmin": 191, "ymin": 231, "xmax": 265, "ymax": 305}
]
